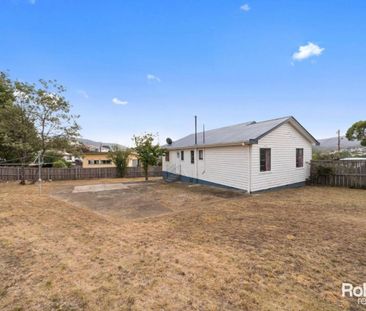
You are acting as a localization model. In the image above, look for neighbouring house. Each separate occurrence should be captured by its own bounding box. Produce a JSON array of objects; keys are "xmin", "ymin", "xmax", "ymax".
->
[
  {"xmin": 82, "ymin": 152, "xmax": 139, "ymax": 168},
  {"xmin": 162, "ymin": 116, "xmax": 319, "ymax": 193},
  {"xmin": 62, "ymin": 152, "xmax": 82, "ymax": 166},
  {"xmin": 83, "ymin": 145, "xmax": 111, "ymax": 153}
]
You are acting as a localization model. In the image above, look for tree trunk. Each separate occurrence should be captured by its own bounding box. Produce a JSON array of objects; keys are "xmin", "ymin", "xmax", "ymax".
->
[
  {"xmin": 144, "ymin": 165, "xmax": 148, "ymax": 181},
  {"xmin": 20, "ymin": 149, "xmax": 27, "ymax": 185},
  {"xmin": 20, "ymin": 164, "xmax": 25, "ymax": 185}
]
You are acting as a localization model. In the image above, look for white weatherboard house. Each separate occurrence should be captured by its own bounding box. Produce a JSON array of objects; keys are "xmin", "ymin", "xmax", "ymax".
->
[{"xmin": 162, "ymin": 116, "xmax": 319, "ymax": 193}]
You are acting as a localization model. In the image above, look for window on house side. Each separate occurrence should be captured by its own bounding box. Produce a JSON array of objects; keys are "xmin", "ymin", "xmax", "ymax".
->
[
  {"xmin": 165, "ymin": 152, "xmax": 170, "ymax": 162},
  {"xmin": 180, "ymin": 151, "xmax": 184, "ymax": 161},
  {"xmin": 199, "ymin": 150, "xmax": 204, "ymax": 160},
  {"xmin": 296, "ymin": 148, "xmax": 304, "ymax": 167},
  {"xmin": 260, "ymin": 148, "xmax": 271, "ymax": 172},
  {"xmin": 190, "ymin": 150, "xmax": 194, "ymax": 164}
]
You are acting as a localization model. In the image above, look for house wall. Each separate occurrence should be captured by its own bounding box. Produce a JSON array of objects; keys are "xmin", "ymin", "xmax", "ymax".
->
[
  {"xmin": 82, "ymin": 154, "xmax": 115, "ymax": 168},
  {"xmin": 250, "ymin": 122, "xmax": 312, "ymax": 192},
  {"xmin": 163, "ymin": 122, "xmax": 313, "ymax": 192},
  {"xmin": 163, "ymin": 145, "xmax": 250, "ymax": 190},
  {"xmin": 82, "ymin": 154, "xmax": 139, "ymax": 168}
]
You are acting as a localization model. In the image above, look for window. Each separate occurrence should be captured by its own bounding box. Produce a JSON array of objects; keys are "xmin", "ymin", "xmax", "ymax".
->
[
  {"xmin": 190, "ymin": 150, "xmax": 194, "ymax": 164},
  {"xmin": 88, "ymin": 160, "xmax": 101, "ymax": 165},
  {"xmin": 101, "ymin": 160, "xmax": 112, "ymax": 165},
  {"xmin": 177, "ymin": 152, "xmax": 180, "ymax": 158},
  {"xmin": 296, "ymin": 148, "xmax": 304, "ymax": 167},
  {"xmin": 199, "ymin": 150, "xmax": 204, "ymax": 160},
  {"xmin": 165, "ymin": 152, "xmax": 170, "ymax": 162},
  {"xmin": 180, "ymin": 151, "xmax": 184, "ymax": 161},
  {"xmin": 260, "ymin": 148, "xmax": 271, "ymax": 172}
]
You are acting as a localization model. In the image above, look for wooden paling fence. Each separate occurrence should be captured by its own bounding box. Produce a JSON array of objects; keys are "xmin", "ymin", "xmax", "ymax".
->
[
  {"xmin": 0, "ymin": 166, "xmax": 162, "ymax": 182},
  {"xmin": 310, "ymin": 160, "xmax": 366, "ymax": 189}
]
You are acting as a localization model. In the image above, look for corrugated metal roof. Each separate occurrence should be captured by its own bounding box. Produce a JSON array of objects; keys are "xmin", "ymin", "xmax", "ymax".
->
[{"xmin": 165, "ymin": 116, "xmax": 318, "ymax": 149}]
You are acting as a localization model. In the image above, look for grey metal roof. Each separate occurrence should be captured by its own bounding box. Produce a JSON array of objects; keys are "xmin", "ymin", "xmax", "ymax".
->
[{"xmin": 165, "ymin": 116, "xmax": 319, "ymax": 149}]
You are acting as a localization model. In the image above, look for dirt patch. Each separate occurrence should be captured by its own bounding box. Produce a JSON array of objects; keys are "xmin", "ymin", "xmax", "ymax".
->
[
  {"xmin": 53, "ymin": 181, "xmax": 173, "ymax": 219},
  {"xmin": 0, "ymin": 178, "xmax": 365, "ymax": 310},
  {"xmin": 53, "ymin": 180, "xmax": 247, "ymax": 220}
]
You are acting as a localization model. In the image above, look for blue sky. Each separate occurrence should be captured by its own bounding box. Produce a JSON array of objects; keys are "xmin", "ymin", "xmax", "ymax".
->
[{"xmin": 1, "ymin": 0, "xmax": 365, "ymax": 146}]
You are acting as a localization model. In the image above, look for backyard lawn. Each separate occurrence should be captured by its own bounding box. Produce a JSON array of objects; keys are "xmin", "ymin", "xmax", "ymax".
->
[{"xmin": 0, "ymin": 178, "xmax": 365, "ymax": 310}]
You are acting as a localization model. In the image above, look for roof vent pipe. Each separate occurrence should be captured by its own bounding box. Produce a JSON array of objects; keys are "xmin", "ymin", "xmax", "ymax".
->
[
  {"xmin": 194, "ymin": 115, "xmax": 197, "ymax": 145},
  {"xmin": 203, "ymin": 124, "xmax": 205, "ymax": 144}
]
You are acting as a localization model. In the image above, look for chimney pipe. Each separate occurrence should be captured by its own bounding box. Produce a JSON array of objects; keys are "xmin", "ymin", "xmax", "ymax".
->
[{"xmin": 194, "ymin": 115, "xmax": 197, "ymax": 145}]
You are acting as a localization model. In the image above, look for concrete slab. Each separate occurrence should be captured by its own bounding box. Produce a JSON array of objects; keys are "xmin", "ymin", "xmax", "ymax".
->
[{"xmin": 72, "ymin": 183, "xmax": 136, "ymax": 193}]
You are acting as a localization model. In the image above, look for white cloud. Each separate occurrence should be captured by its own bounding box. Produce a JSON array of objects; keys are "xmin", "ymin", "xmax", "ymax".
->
[
  {"xmin": 292, "ymin": 42, "xmax": 325, "ymax": 61},
  {"xmin": 29, "ymin": 0, "xmax": 36, "ymax": 4},
  {"xmin": 240, "ymin": 3, "xmax": 250, "ymax": 12},
  {"xmin": 78, "ymin": 90, "xmax": 89, "ymax": 99},
  {"xmin": 112, "ymin": 97, "xmax": 128, "ymax": 105},
  {"xmin": 147, "ymin": 74, "xmax": 161, "ymax": 83}
]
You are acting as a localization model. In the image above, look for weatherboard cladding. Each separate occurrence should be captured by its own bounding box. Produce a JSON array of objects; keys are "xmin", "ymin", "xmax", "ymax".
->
[
  {"xmin": 250, "ymin": 122, "xmax": 312, "ymax": 192},
  {"xmin": 165, "ymin": 116, "xmax": 318, "ymax": 149}
]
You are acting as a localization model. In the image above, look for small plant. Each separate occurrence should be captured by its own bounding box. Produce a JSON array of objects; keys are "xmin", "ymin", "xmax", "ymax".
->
[
  {"xmin": 107, "ymin": 145, "xmax": 131, "ymax": 178},
  {"xmin": 45, "ymin": 280, "xmax": 52, "ymax": 289},
  {"xmin": 132, "ymin": 133, "xmax": 165, "ymax": 181}
]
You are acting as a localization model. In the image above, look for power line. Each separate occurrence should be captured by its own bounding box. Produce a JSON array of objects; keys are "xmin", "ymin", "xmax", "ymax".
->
[{"xmin": 0, "ymin": 155, "xmax": 32, "ymax": 164}]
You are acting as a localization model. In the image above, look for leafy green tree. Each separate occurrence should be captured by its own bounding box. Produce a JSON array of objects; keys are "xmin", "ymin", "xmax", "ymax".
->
[
  {"xmin": 0, "ymin": 72, "xmax": 19, "ymax": 161},
  {"xmin": 132, "ymin": 133, "xmax": 164, "ymax": 181},
  {"xmin": 346, "ymin": 121, "xmax": 366, "ymax": 147},
  {"xmin": 107, "ymin": 145, "xmax": 131, "ymax": 178},
  {"xmin": 0, "ymin": 72, "xmax": 14, "ymax": 108},
  {"xmin": 0, "ymin": 74, "xmax": 40, "ymax": 183},
  {"xmin": 0, "ymin": 72, "xmax": 80, "ymax": 183},
  {"xmin": 32, "ymin": 79, "xmax": 80, "ymax": 158}
]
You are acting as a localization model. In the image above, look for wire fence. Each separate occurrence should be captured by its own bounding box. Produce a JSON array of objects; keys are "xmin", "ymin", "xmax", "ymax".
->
[{"xmin": 0, "ymin": 166, "xmax": 162, "ymax": 182}]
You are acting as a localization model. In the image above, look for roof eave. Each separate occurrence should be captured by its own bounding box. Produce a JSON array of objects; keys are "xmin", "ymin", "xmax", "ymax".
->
[{"xmin": 165, "ymin": 141, "xmax": 250, "ymax": 150}]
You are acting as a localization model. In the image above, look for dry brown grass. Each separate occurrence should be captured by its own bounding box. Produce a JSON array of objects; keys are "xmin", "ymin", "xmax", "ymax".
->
[{"xmin": 0, "ymin": 178, "xmax": 365, "ymax": 310}]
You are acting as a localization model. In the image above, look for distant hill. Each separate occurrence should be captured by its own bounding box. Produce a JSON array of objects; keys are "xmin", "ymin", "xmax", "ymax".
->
[
  {"xmin": 315, "ymin": 136, "xmax": 362, "ymax": 151},
  {"xmin": 78, "ymin": 138, "xmax": 126, "ymax": 150}
]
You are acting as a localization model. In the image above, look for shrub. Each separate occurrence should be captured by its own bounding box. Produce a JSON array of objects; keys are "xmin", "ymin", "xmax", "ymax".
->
[
  {"xmin": 316, "ymin": 166, "xmax": 333, "ymax": 176},
  {"xmin": 53, "ymin": 159, "xmax": 68, "ymax": 168}
]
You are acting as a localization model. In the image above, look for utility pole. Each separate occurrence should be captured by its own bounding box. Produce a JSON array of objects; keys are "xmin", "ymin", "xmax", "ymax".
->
[{"xmin": 337, "ymin": 130, "xmax": 341, "ymax": 152}]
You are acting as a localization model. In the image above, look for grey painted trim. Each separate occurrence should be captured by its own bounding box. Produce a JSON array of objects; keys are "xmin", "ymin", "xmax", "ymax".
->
[
  {"xmin": 253, "ymin": 116, "xmax": 319, "ymax": 145},
  {"xmin": 163, "ymin": 171, "xmax": 306, "ymax": 193},
  {"xmin": 290, "ymin": 116, "xmax": 320, "ymax": 145},
  {"xmin": 251, "ymin": 181, "xmax": 306, "ymax": 193},
  {"xmin": 249, "ymin": 118, "xmax": 291, "ymax": 143}
]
